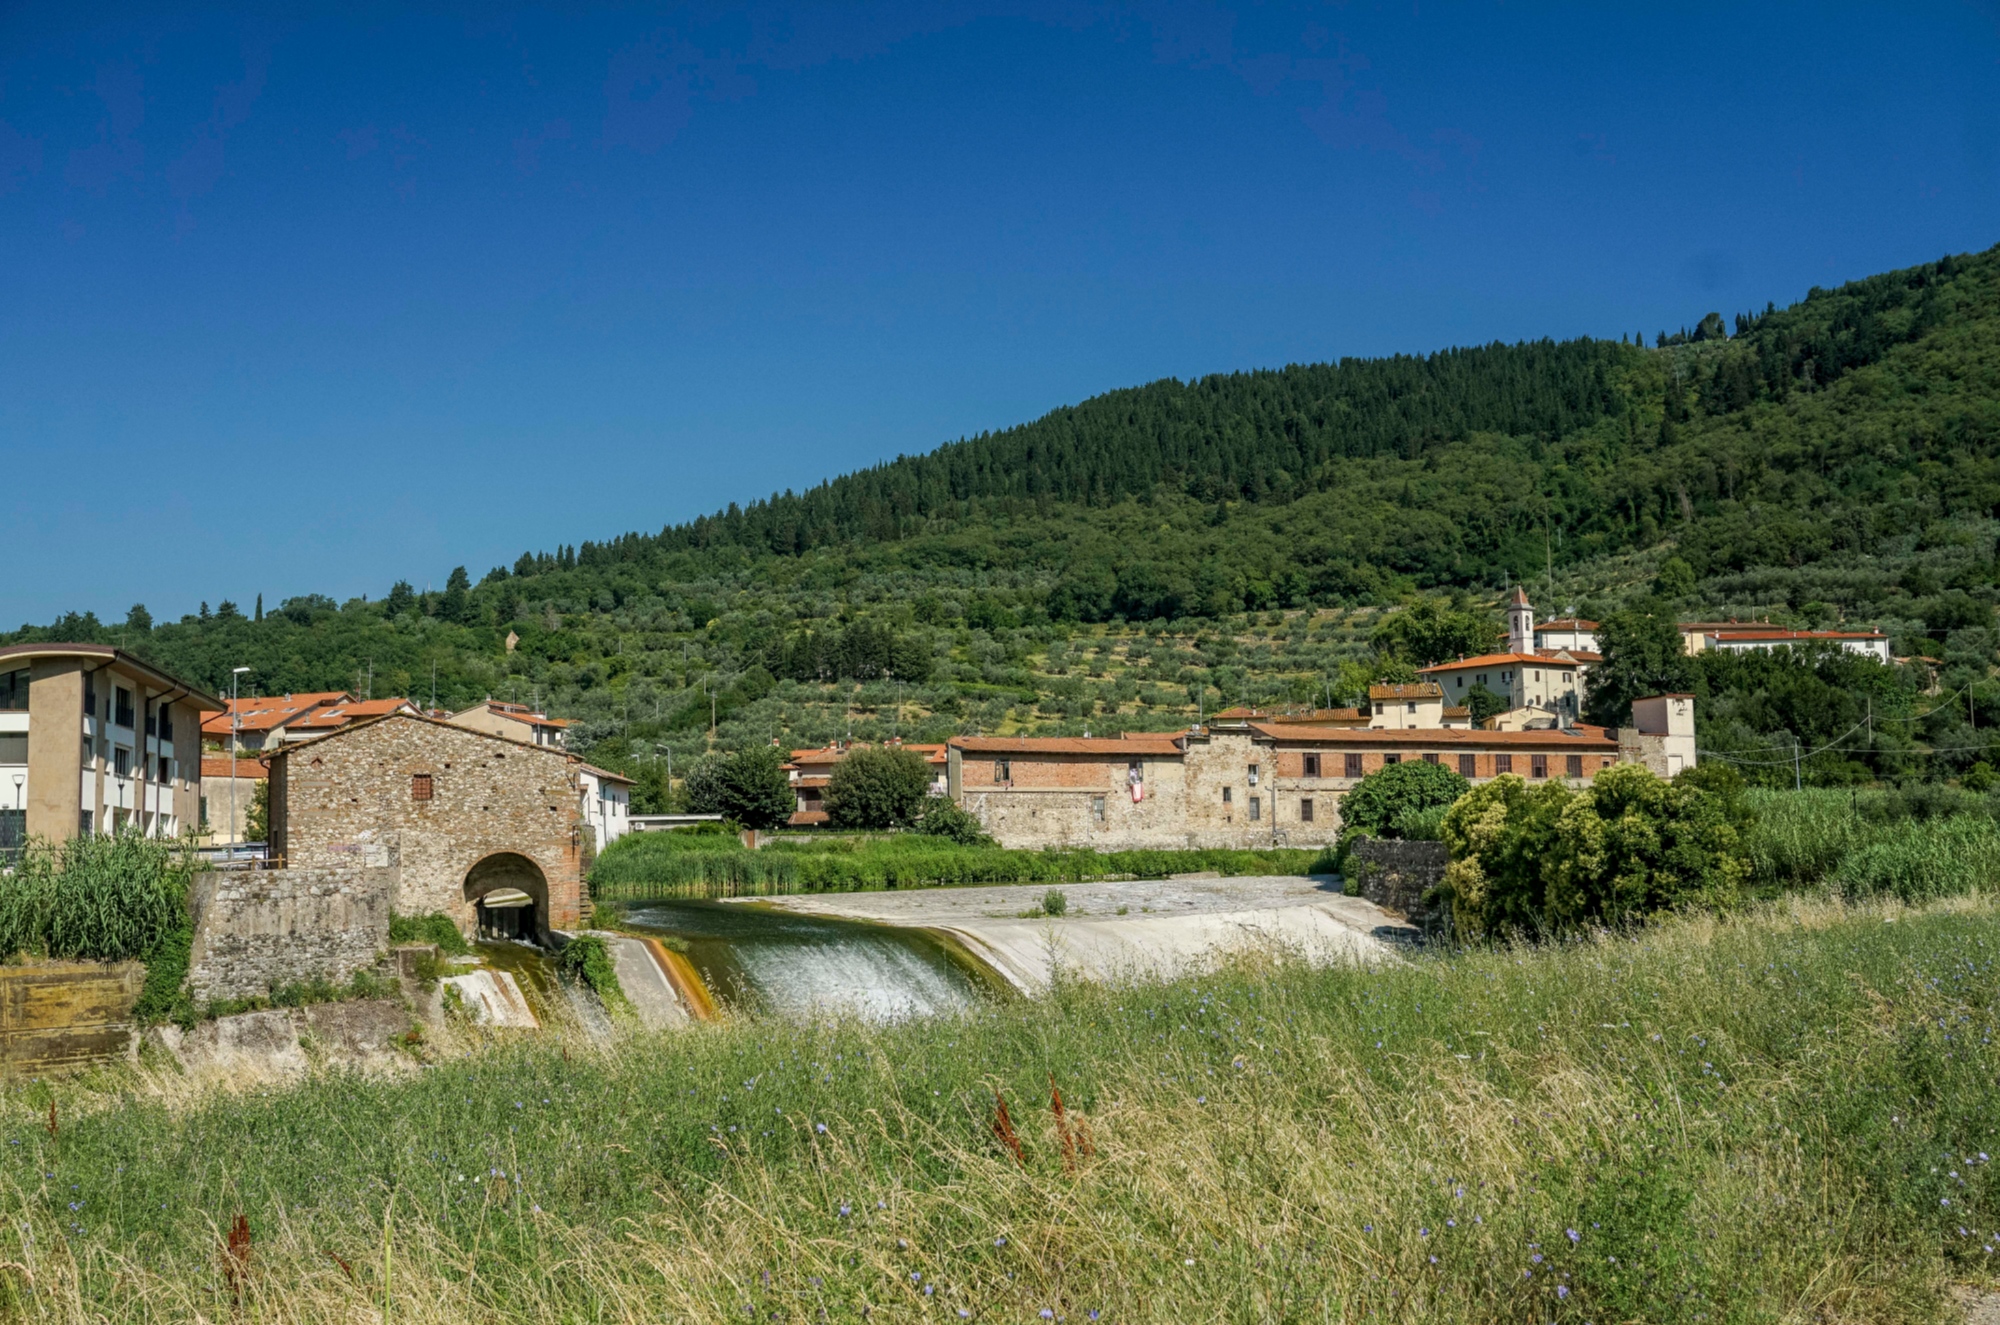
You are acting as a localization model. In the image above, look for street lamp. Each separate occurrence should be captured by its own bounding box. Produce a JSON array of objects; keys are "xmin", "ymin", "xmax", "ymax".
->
[{"xmin": 228, "ymin": 667, "xmax": 251, "ymax": 857}]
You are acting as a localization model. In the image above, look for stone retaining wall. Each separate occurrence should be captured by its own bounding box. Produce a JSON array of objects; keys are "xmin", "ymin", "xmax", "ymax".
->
[
  {"xmin": 1345, "ymin": 838, "xmax": 1450, "ymax": 933},
  {"xmin": 188, "ymin": 866, "xmax": 392, "ymax": 1002}
]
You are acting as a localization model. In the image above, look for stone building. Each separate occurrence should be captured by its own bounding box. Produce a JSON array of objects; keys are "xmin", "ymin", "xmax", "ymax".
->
[
  {"xmin": 267, "ymin": 711, "xmax": 587, "ymax": 940},
  {"xmin": 948, "ymin": 697, "xmax": 1693, "ymax": 851}
]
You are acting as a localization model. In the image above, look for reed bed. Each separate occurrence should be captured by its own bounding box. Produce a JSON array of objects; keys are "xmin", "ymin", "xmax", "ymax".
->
[
  {"xmin": 590, "ymin": 832, "xmax": 1327, "ymax": 899},
  {"xmin": 1743, "ymin": 786, "xmax": 2000, "ymax": 898},
  {"xmin": 0, "ymin": 893, "xmax": 1993, "ymax": 1321}
]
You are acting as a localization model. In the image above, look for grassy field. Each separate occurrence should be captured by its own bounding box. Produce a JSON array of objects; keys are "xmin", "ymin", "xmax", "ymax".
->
[
  {"xmin": 590, "ymin": 829, "xmax": 1329, "ymax": 898},
  {"xmin": 0, "ymin": 892, "xmax": 1994, "ymax": 1321}
]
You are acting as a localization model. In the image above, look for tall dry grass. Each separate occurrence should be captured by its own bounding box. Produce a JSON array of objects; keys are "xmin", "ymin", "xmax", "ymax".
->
[{"xmin": 0, "ymin": 892, "xmax": 1991, "ymax": 1322}]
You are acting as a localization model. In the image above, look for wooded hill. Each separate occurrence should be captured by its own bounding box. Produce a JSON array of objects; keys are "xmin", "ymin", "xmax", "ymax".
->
[{"xmin": 11, "ymin": 243, "xmax": 1999, "ymax": 794}]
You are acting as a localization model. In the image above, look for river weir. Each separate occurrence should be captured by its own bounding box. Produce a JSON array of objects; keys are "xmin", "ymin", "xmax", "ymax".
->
[{"xmin": 612, "ymin": 899, "xmax": 1008, "ymax": 1023}]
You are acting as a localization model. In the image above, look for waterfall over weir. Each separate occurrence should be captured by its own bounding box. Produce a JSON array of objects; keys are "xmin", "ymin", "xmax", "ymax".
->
[{"xmin": 615, "ymin": 900, "xmax": 1003, "ymax": 1023}]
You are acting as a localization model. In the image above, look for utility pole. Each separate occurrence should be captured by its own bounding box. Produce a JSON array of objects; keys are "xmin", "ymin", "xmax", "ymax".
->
[
  {"xmin": 228, "ymin": 666, "xmax": 251, "ymax": 853},
  {"xmin": 430, "ymin": 662, "xmax": 437, "ymax": 713},
  {"xmin": 1794, "ymin": 735, "xmax": 1802, "ymax": 791}
]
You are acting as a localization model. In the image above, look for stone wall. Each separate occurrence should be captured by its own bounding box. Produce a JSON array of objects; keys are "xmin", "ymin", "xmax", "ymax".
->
[
  {"xmin": 1345, "ymin": 838, "xmax": 1450, "ymax": 932},
  {"xmin": 272, "ymin": 713, "xmax": 585, "ymax": 935},
  {"xmin": 959, "ymin": 731, "xmax": 1338, "ymax": 851},
  {"xmin": 187, "ymin": 865, "xmax": 392, "ymax": 1002}
]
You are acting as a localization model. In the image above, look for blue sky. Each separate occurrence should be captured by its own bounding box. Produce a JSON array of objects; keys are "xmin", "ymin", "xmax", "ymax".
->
[{"xmin": 3, "ymin": 2, "xmax": 1997, "ymax": 625}]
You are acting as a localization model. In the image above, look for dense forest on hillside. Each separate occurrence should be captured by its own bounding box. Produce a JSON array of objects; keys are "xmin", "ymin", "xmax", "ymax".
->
[{"xmin": 10, "ymin": 244, "xmax": 1999, "ymax": 797}]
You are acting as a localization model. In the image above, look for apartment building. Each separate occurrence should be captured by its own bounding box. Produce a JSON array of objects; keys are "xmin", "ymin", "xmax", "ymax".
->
[
  {"xmin": 448, "ymin": 700, "xmax": 569, "ymax": 749},
  {"xmin": 0, "ymin": 644, "xmax": 222, "ymax": 846}
]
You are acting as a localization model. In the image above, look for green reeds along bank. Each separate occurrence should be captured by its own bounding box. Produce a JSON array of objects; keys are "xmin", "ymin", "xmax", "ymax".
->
[
  {"xmin": 1, "ymin": 894, "xmax": 1996, "ymax": 1323},
  {"xmin": 588, "ymin": 829, "xmax": 1329, "ymax": 899}
]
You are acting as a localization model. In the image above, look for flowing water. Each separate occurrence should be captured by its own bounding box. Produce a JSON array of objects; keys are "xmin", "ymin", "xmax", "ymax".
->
[{"xmin": 612, "ymin": 899, "xmax": 1004, "ymax": 1022}]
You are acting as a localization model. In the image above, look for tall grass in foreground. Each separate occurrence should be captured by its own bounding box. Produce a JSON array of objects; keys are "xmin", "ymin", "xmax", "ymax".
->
[
  {"xmin": 591, "ymin": 831, "xmax": 1326, "ymax": 898},
  {"xmin": 0, "ymin": 894, "xmax": 1994, "ymax": 1321},
  {"xmin": 0, "ymin": 833, "xmax": 194, "ymax": 963}
]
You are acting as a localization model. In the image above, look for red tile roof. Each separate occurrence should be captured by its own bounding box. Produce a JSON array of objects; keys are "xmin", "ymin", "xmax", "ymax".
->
[
  {"xmin": 575, "ymin": 761, "xmax": 635, "ymax": 784},
  {"xmin": 950, "ymin": 734, "xmax": 1187, "ymax": 757},
  {"xmin": 785, "ymin": 741, "xmax": 947, "ymax": 769},
  {"xmin": 1536, "ymin": 618, "xmax": 1599, "ymax": 630},
  {"xmin": 199, "ymin": 756, "xmax": 267, "ymax": 779},
  {"xmin": 788, "ymin": 810, "xmax": 831, "ymax": 826},
  {"xmin": 287, "ymin": 698, "xmax": 416, "ymax": 729},
  {"xmin": 1420, "ymin": 650, "xmax": 1595, "ymax": 671},
  {"xmin": 1706, "ymin": 629, "xmax": 1885, "ymax": 642},
  {"xmin": 1368, "ymin": 682, "xmax": 1444, "ymax": 700}
]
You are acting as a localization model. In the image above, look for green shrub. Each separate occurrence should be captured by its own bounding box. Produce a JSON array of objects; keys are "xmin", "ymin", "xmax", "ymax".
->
[
  {"xmin": 1040, "ymin": 888, "xmax": 1068, "ymax": 916},
  {"xmin": 912, "ymin": 801, "xmax": 995, "ymax": 846},
  {"xmin": 0, "ymin": 833, "xmax": 195, "ymax": 963},
  {"xmin": 1339, "ymin": 760, "xmax": 1469, "ymax": 840},
  {"xmin": 388, "ymin": 911, "xmax": 472, "ymax": 956},
  {"xmin": 557, "ymin": 934, "xmax": 628, "ymax": 1010},
  {"xmin": 1439, "ymin": 766, "xmax": 1746, "ymax": 937}
]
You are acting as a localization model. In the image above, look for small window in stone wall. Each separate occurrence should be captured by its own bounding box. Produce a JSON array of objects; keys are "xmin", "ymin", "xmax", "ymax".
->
[
  {"xmin": 1300, "ymin": 797, "xmax": 1314, "ymax": 822},
  {"xmin": 1303, "ymin": 753, "xmax": 1320, "ymax": 777},
  {"xmin": 412, "ymin": 773, "xmax": 434, "ymax": 801},
  {"xmin": 1092, "ymin": 795, "xmax": 1105, "ymax": 821},
  {"xmin": 1248, "ymin": 796, "xmax": 1261, "ymax": 821},
  {"xmin": 1222, "ymin": 786, "xmax": 1233, "ymax": 804}
]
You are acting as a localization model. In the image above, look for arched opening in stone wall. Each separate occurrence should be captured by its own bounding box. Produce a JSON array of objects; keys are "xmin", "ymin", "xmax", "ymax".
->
[{"xmin": 464, "ymin": 852, "xmax": 551, "ymax": 945}]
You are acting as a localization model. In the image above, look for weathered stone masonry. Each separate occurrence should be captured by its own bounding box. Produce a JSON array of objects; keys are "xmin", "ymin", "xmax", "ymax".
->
[
  {"xmin": 269, "ymin": 712, "xmax": 586, "ymax": 937},
  {"xmin": 187, "ymin": 866, "xmax": 392, "ymax": 1002}
]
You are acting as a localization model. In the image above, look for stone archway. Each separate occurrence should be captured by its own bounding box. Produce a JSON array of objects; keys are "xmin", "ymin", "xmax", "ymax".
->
[{"xmin": 464, "ymin": 852, "xmax": 552, "ymax": 945}]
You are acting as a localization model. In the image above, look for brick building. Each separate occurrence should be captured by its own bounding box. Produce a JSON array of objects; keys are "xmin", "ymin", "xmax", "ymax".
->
[
  {"xmin": 267, "ymin": 711, "xmax": 587, "ymax": 940},
  {"xmin": 947, "ymin": 697, "xmax": 1694, "ymax": 850}
]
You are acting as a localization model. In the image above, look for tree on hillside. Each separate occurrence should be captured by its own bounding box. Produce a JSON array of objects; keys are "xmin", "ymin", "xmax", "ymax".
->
[
  {"xmin": 824, "ymin": 746, "xmax": 934, "ymax": 829},
  {"xmin": 1584, "ymin": 601, "xmax": 1698, "ymax": 727},
  {"xmin": 440, "ymin": 567, "xmax": 472, "ymax": 624},
  {"xmin": 1463, "ymin": 684, "xmax": 1508, "ymax": 726},
  {"xmin": 1370, "ymin": 596, "xmax": 1501, "ymax": 666},
  {"xmin": 125, "ymin": 604, "xmax": 151, "ymax": 635}
]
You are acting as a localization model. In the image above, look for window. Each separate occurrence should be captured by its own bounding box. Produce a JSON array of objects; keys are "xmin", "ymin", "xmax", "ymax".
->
[
  {"xmin": 1563, "ymin": 672, "xmax": 1574, "ymax": 683},
  {"xmin": 1422, "ymin": 752, "xmax": 1439, "ymax": 764},
  {"xmin": 199, "ymin": 797, "xmax": 208, "ymax": 830},
  {"xmin": 1459, "ymin": 753, "xmax": 1476, "ymax": 777},
  {"xmin": 0, "ymin": 668, "xmax": 26, "ymax": 712},
  {"xmin": 1248, "ymin": 796, "xmax": 1261, "ymax": 821},
  {"xmin": 157, "ymin": 756, "xmax": 171, "ymax": 782},
  {"xmin": 1406, "ymin": 701, "xmax": 1417, "ymax": 713},
  {"xmin": 78, "ymin": 810, "xmax": 92, "ymax": 836},
  {"xmin": 1532, "ymin": 670, "xmax": 1541, "ymax": 682},
  {"xmin": 1476, "ymin": 674, "xmax": 1486, "ymax": 686},
  {"xmin": 1344, "ymin": 752, "xmax": 1363, "ymax": 778},
  {"xmin": 1372, "ymin": 702, "xmax": 1383, "ymax": 715},
  {"xmin": 1383, "ymin": 753, "xmax": 1401, "ymax": 765},
  {"xmin": 1303, "ymin": 753, "xmax": 1321, "ymax": 777},
  {"xmin": 0, "ymin": 734, "xmax": 24, "ymax": 765},
  {"xmin": 1222, "ymin": 786, "xmax": 1233, "ymax": 804},
  {"xmin": 1247, "ymin": 764, "xmax": 1260, "ymax": 786},
  {"xmin": 1531, "ymin": 755, "xmax": 1548, "ymax": 779},
  {"xmin": 1091, "ymin": 795, "xmax": 1106, "ymax": 821},
  {"xmin": 113, "ymin": 687, "xmax": 134, "ymax": 728},
  {"xmin": 1496, "ymin": 754, "xmax": 1513, "ymax": 774},
  {"xmin": 412, "ymin": 773, "xmax": 434, "ymax": 801},
  {"xmin": 1567, "ymin": 755, "xmax": 1584, "ymax": 778},
  {"xmin": 1300, "ymin": 797, "xmax": 1314, "ymax": 822},
  {"xmin": 158, "ymin": 708, "xmax": 173, "ymax": 741},
  {"xmin": 113, "ymin": 748, "xmax": 130, "ymax": 779},
  {"xmin": 83, "ymin": 676, "xmax": 96, "ymax": 720},
  {"xmin": 994, "ymin": 760, "xmax": 1011, "ymax": 783},
  {"xmin": 1501, "ymin": 671, "xmax": 1512, "ymax": 683}
]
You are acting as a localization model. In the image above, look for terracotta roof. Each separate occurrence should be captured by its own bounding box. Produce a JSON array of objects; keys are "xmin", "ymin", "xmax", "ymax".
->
[
  {"xmin": 1509, "ymin": 586, "xmax": 1530, "ymax": 605},
  {"xmin": 950, "ymin": 735, "xmax": 1187, "ymax": 757},
  {"xmin": 575, "ymin": 761, "xmax": 635, "ymax": 785},
  {"xmin": 199, "ymin": 756, "xmax": 267, "ymax": 779},
  {"xmin": 1442, "ymin": 706, "xmax": 1471, "ymax": 718},
  {"xmin": 1212, "ymin": 706, "xmax": 1364, "ymax": 724},
  {"xmin": 785, "ymin": 741, "xmax": 947, "ymax": 768},
  {"xmin": 1536, "ymin": 618, "xmax": 1599, "ymax": 631},
  {"xmin": 1420, "ymin": 651, "xmax": 1592, "ymax": 672},
  {"xmin": 788, "ymin": 810, "xmax": 831, "ymax": 826},
  {"xmin": 1250, "ymin": 722, "xmax": 1618, "ymax": 749},
  {"xmin": 286, "ymin": 698, "xmax": 416, "ymax": 729},
  {"xmin": 1368, "ymin": 683, "xmax": 1444, "ymax": 700}
]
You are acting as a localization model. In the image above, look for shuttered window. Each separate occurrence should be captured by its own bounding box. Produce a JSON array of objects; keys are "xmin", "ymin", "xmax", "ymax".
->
[
  {"xmin": 1344, "ymin": 753, "xmax": 1363, "ymax": 778},
  {"xmin": 412, "ymin": 773, "xmax": 434, "ymax": 801},
  {"xmin": 1459, "ymin": 754, "xmax": 1476, "ymax": 777}
]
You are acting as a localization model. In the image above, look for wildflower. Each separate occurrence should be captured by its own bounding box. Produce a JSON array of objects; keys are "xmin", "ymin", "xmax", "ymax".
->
[
  {"xmin": 1183, "ymin": 1258, "xmax": 1195, "ymax": 1266},
  {"xmin": 815, "ymin": 1123, "xmax": 828, "ymax": 1134},
  {"xmin": 1531, "ymin": 1253, "xmax": 1543, "ymax": 1264},
  {"xmin": 1419, "ymin": 1228, "xmax": 1429, "ymax": 1238},
  {"xmin": 1041, "ymin": 1311, "xmax": 1054, "ymax": 1320},
  {"xmin": 1567, "ymin": 1228, "xmax": 1580, "ymax": 1243},
  {"xmin": 995, "ymin": 1236, "xmax": 1007, "ymax": 1246},
  {"xmin": 1557, "ymin": 1286, "xmax": 1569, "ymax": 1300},
  {"xmin": 1446, "ymin": 1219, "xmax": 1456, "ymax": 1227},
  {"xmin": 839, "ymin": 1204, "xmax": 852, "ymax": 1218}
]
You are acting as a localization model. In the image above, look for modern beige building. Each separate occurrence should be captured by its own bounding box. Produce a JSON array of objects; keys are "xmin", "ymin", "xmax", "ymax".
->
[
  {"xmin": 0, "ymin": 644, "xmax": 222, "ymax": 847},
  {"xmin": 448, "ymin": 700, "xmax": 569, "ymax": 749}
]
